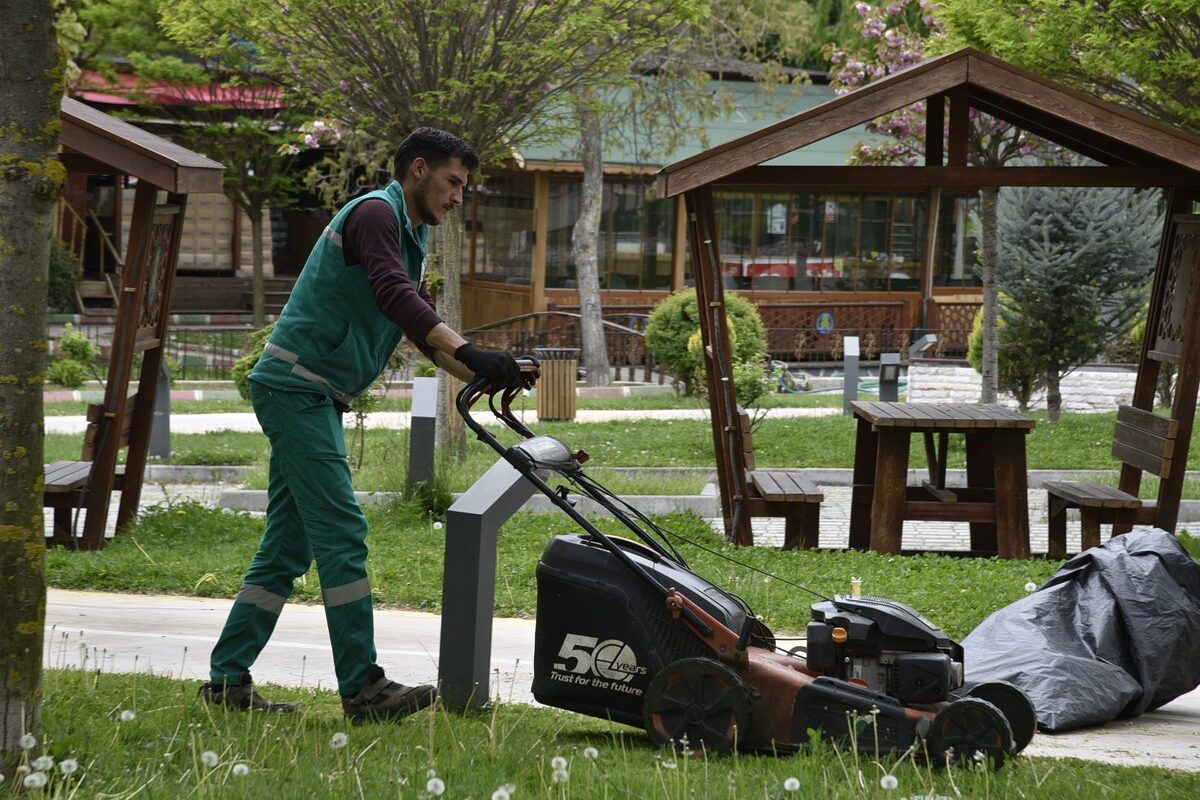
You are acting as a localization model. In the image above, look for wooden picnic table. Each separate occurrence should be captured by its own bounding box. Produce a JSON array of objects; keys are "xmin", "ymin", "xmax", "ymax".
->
[{"xmin": 849, "ymin": 401, "xmax": 1036, "ymax": 558}]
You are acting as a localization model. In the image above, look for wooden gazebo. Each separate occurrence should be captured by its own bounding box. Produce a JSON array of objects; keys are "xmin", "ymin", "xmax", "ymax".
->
[
  {"xmin": 44, "ymin": 98, "xmax": 224, "ymax": 548},
  {"xmin": 658, "ymin": 49, "xmax": 1200, "ymax": 550}
]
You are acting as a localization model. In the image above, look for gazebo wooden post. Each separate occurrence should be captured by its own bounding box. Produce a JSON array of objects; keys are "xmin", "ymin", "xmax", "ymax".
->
[
  {"xmin": 78, "ymin": 180, "xmax": 158, "ymax": 548},
  {"xmin": 118, "ymin": 193, "xmax": 189, "ymax": 530},
  {"xmin": 685, "ymin": 187, "xmax": 752, "ymax": 545}
]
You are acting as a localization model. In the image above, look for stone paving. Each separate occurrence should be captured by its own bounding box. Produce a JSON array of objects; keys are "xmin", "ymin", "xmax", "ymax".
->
[{"xmin": 747, "ymin": 485, "xmax": 1091, "ymax": 555}]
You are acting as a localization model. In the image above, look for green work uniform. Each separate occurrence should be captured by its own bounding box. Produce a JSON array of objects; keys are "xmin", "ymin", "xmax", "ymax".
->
[{"xmin": 209, "ymin": 181, "xmax": 427, "ymax": 696}]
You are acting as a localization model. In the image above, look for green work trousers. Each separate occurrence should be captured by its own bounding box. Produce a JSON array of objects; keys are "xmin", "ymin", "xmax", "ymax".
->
[{"xmin": 209, "ymin": 381, "xmax": 375, "ymax": 695}]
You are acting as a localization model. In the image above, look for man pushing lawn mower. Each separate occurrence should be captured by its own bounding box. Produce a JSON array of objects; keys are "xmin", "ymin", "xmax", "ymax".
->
[{"xmin": 200, "ymin": 127, "xmax": 530, "ymax": 722}]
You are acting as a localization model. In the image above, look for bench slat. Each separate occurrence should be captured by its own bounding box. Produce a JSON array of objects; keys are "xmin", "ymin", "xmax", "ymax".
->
[
  {"xmin": 1045, "ymin": 480, "xmax": 1141, "ymax": 509},
  {"xmin": 750, "ymin": 470, "xmax": 823, "ymax": 502},
  {"xmin": 43, "ymin": 460, "xmax": 92, "ymax": 493}
]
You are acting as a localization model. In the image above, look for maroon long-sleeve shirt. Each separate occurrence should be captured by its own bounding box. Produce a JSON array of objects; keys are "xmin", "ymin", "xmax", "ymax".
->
[{"xmin": 343, "ymin": 198, "xmax": 442, "ymax": 362}]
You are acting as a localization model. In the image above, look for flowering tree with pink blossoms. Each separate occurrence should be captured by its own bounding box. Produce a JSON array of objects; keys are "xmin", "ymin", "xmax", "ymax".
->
[{"xmin": 828, "ymin": 0, "xmax": 1053, "ymax": 402}]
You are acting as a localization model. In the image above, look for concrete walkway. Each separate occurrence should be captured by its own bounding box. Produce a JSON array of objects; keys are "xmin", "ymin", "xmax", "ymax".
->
[
  {"xmin": 44, "ymin": 588, "xmax": 1200, "ymax": 773},
  {"xmin": 43, "ymin": 406, "xmax": 840, "ymax": 435}
]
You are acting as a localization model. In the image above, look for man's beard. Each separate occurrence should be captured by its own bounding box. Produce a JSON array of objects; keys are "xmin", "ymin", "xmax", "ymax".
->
[{"xmin": 414, "ymin": 182, "xmax": 442, "ymax": 226}]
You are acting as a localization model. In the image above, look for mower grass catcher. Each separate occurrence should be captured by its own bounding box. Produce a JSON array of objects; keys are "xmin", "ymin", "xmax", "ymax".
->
[{"xmin": 457, "ymin": 364, "xmax": 1034, "ymax": 767}]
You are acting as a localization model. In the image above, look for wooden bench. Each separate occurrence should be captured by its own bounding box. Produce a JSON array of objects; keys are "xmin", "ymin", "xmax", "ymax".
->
[
  {"xmin": 43, "ymin": 398, "xmax": 133, "ymax": 548},
  {"xmin": 1044, "ymin": 404, "xmax": 1178, "ymax": 558},
  {"xmin": 737, "ymin": 409, "xmax": 823, "ymax": 549}
]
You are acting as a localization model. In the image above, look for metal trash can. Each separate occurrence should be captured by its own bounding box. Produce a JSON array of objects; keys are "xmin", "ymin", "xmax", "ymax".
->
[{"xmin": 533, "ymin": 347, "xmax": 579, "ymax": 421}]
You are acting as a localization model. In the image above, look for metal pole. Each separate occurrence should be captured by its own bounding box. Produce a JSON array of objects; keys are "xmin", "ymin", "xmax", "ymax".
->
[
  {"xmin": 150, "ymin": 359, "xmax": 171, "ymax": 458},
  {"xmin": 407, "ymin": 376, "xmax": 439, "ymax": 493},
  {"xmin": 438, "ymin": 459, "xmax": 537, "ymax": 710},
  {"xmin": 843, "ymin": 335, "xmax": 860, "ymax": 415},
  {"xmin": 878, "ymin": 352, "xmax": 902, "ymax": 402}
]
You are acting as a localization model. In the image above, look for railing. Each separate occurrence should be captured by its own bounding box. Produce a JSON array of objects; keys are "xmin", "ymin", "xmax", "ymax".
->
[
  {"xmin": 47, "ymin": 323, "xmax": 255, "ymax": 382},
  {"xmin": 465, "ymin": 311, "xmax": 666, "ymax": 383}
]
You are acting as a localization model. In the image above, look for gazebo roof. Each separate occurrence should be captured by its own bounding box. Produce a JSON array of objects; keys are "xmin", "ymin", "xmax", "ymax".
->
[
  {"xmin": 657, "ymin": 48, "xmax": 1200, "ymax": 197},
  {"xmin": 59, "ymin": 97, "xmax": 224, "ymax": 194}
]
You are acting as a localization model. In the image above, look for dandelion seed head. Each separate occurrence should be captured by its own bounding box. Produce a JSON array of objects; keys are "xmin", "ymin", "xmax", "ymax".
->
[
  {"xmin": 120, "ymin": 709, "xmax": 136, "ymax": 722},
  {"xmin": 32, "ymin": 756, "xmax": 54, "ymax": 771},
  {"xmin": 583, "ymin": 746, "xmax": 599, "ymax": 760},
  {"xmin": 973, "ymin": 749, "xmax": 985, "ymax": 762},
  {"xmin": 427, "ymin": 769, "xmax": 438, "ymax": 779},
  {"xmin": 18, "ymin": 733, "xmax": 36, "ymax": 749},
  {"xmin": 1024, "ymin": 581, "xmax": 1037, "ymax": 592},
  {"xmin": 550, "ymin": 756, "xmax": 567, "ymax": 770},
  {"xmin": 200, "ymin": 751, "xmax": 219, "ymax": 767},
  {"xmin": 880, "ymin": 773, "xmax": 899, "ymax": 790},
  {"xmin": 24, "ymin": 772, "xmax": 48, "ymax": 789},
  {"xmin": 60, "ymin": 759, "xmax": 79, "ymax": 775},
  {"xmin": 426, "ymin": 776, "xmax": 446, "ymax": 795},
  {"xmin": 232, "ymin": 763, "xmax": 250, "ymax": 776},
  {"xmin": 552, "ymin": 768, "xmax": 569, "ymax": 783},
  {"xmin": 330, "ymin": 732, "xmax": 349, "ymax": 749},
  {"xmin": 433, "ymin": 521, "xmax": 443, "ymax": 530},
  {"xmin": 784, "ymin": 776, "xmax": 801, "ymax": 792},
  {"xmin": 492, "ymin": 790, "xmax": 510, "ymax": 800},
  {"xmin": 661, "ymin": 760, "xmax": 677, "ymax": 770}
]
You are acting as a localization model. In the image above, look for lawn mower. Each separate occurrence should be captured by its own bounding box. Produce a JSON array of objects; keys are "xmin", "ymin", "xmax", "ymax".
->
[{"xmin": 456, "ymin": 361, "xmax": 1036, "ymax": 767}]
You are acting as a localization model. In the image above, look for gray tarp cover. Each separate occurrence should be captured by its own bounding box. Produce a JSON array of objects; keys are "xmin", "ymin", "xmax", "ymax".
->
[{"xmin": 962, "ymin": 528, "xmax": 1200, "ymax": 732}]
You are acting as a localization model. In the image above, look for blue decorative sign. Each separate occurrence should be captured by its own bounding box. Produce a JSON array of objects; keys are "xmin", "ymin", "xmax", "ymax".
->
[{"xmin": 815, "ymin": 311, "xmax": 835, "ymax": 335}]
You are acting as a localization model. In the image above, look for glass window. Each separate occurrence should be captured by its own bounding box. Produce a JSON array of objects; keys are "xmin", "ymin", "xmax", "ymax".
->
[
  {"xmin": 933, "ymin": 194, "xmax": 982, "ymax": 288},
  {"xmin": 545, "ymin": 178, "xmax": 579, "ymax": 288},
  {"xmin": 713, "ymin": 188, "xmax": 929, "ymax": 293},
  {"xmin": 546, "ymin": 177, "xmax": 675, "ymax": 290},
  {"xmin": 468, "ymin": 174, "xmax": 534, "ymax": 285}
]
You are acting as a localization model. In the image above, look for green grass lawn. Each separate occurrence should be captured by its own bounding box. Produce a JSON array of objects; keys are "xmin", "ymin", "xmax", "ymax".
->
[
  {"xmin": 52, "ymin": 500, "xmax": 1200, "ymax": 640},
  {"xmin": 21, "ymin": 667, "xmax": 1197, "ymax": 799}
]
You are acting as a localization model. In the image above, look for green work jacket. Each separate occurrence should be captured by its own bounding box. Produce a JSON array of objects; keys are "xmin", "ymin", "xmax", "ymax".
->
[{"xmin": 250, "ymin": 181, "xmax": 428, "ymax": 405}]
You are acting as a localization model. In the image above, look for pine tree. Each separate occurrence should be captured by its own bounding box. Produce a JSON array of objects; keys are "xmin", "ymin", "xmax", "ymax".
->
[{"xmin": 995, "ymin": 186, "xmax": 1160, "ymax": 421}]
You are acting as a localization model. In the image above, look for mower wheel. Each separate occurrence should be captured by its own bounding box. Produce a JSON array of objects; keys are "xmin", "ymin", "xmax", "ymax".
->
[
  {"xmin": 927, "ymin": 697, "xmax": 1014, "ymax": 769},
  {"xmin": 961, "ymin": 681, "xmax": 1037, "ymax": 754},
  {"xmin": 643, "ymin": 657, "xmax": 750, "ymax": 756}
]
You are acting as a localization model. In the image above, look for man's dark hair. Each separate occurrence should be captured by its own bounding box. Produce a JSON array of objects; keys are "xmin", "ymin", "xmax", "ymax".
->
[{"xmin": 393, "ymin": 127, "xmax": 480, "ymax": 179}]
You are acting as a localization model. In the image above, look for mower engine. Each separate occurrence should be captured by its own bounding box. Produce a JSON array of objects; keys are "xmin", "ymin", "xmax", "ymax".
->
[{"xmin": 807, "ymin": 595, "xmax": 964, "ymax": 705}]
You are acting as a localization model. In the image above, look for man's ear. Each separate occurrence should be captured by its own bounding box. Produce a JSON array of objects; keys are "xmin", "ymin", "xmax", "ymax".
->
[{"xmin": 410, "ymin": 157, "xmax": 428, "ymax": 180}]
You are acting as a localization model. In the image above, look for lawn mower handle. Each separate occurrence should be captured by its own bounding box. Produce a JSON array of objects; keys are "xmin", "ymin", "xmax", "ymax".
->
[{"xmin": 456, "ymin": 355, "xmax": 542, "ymax": 453}]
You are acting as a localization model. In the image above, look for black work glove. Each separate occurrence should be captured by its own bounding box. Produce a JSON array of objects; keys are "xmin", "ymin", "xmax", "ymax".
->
[{"xmin": 455, "ymin": 343, "xmax": 521, "ymax": 389}]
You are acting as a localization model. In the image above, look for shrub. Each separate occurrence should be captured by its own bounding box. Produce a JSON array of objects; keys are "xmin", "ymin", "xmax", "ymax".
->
[
  {"xmin": 59, "ymin": 324, "xmax": 98, "ymax": 363},
  {"xmin": 231, "ymin": 323, "xmax": 277, "ymax": 401},
  {"xmin": 645, "ymin": 289, "xmax": 767, "ymax": 393},
  {"xmin": 966, "ymin": 301, "xmax": 1042, "ymax": 410},
  {"xmin": 47, "ymin": 358, "xmax": 87, "ymax": 388},
  {"xmin": 47, "ymin": 323, "xmax": 101, "ymax": 389}
]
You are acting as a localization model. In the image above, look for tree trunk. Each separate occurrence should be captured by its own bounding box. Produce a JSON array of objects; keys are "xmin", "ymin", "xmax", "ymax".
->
[
  {"xmin": 572, "ymin": 102, "xmax": 610, "ymax": 387},
  {"xmin": 435, "ymin": 212, "xmax": 467, "ymax": 459},
  {"xmin": 1, "ymin": 2, "xmax": 62, "ymax": 770},
  {"xmin": 979, "ymin": 186, "xmax": 1000, "ymax": 404},
  {"xmin": 1045, "ymin": 372, "xmax": 1063, "ymax": 423},
  {"xmin": 250, "ymin": 204, "xmax": 266, "ymax": 327}
]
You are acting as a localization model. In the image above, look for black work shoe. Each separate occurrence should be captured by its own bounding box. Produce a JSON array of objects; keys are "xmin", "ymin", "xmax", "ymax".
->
[
  {"xmin": 342, "ymin": 665, "xmax": 437, "ymax": 722},
  {"xmin": 199, "ymin": 674, "xmax": 297, "ymax": 713}
]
